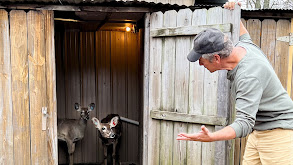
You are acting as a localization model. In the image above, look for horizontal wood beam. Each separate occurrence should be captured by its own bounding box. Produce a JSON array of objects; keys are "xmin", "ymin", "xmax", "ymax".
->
[
  {"xmin": 81, "ymin": 6, "xmax": 151, "ymax": 12},
  {"xmin": 151, "ymin": 23, "xmax": 232, "ymax": 37},
  {"xmin": 1, "ymin": 4, "xmax": 151, "ymax": 12},
  {"xmin": 150, "ymin": 110, "xmax": 227, "ymax": 126}
]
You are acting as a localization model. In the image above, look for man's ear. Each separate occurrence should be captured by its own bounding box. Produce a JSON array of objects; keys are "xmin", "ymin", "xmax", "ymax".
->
[{"xmin": 214, "ymin": 54, "xmax": 221, "ymax": 63}]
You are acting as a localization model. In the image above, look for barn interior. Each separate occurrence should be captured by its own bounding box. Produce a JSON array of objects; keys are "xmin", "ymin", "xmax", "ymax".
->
[{"xmin": 54, "ymin": 6, "xmax": 145, "ymax": 165}]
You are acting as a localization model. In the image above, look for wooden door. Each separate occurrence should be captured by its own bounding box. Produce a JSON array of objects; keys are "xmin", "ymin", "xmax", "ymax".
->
[
  {"xmin": 0, "ymin": 9, "xmax": 57, "ymax": 165},
  {"xmin": 143, "ymin": 6, "xmax": 241, "ymax": 165}
]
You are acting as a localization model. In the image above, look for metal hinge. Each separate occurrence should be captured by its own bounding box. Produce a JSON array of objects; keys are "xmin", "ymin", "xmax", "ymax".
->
[{"xmin": 277, "ymin": 33, "xmax": 293, "ymax": 45}]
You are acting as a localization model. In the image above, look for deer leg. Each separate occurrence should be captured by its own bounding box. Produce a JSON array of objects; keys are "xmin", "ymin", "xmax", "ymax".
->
[
  {"xmin": 113, "ymin": 140, "xmax": 118, "ymax": 165},
  {"xmin": 103, "ymin": 144, "xmax": 107, "ymax": 165},
  {"xmin": 66, "ymin": 140, "xmax": 75, "ymax": 165}
]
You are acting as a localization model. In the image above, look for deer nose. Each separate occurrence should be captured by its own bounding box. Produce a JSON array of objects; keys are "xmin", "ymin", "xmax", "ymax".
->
[{"xmin": 110, "ymin": 133, "xmax": 116, "ymax": 138}]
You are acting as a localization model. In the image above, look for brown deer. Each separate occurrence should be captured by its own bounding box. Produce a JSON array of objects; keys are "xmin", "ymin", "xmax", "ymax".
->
[
  {"xmin": 92, "ymin": 114, "xmax": 122, "ymax": 165},
  {"xmin": 57, "ymin": 103, "xmax": 95, "ymax": 165}
]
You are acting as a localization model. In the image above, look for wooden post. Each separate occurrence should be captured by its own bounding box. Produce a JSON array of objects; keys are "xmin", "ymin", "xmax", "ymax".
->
[{"xmin": 286, "ymin": 18, "xmax": 293, "ymax": 97}]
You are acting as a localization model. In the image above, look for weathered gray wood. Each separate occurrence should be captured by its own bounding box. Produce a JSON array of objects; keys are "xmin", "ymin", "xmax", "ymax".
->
[
  {"xmin": 173, "ymin": 8, "xmax": 192, "ymax": 165},
  {"xmin": 151, "ymin": 23, "xmax": 232, "ymax": 37},
  {"xmin": 187, "ymin": 8, "xmax": 207, "ymax": 165},
  {"xmin": 160, "ymin": 10, "xmax": 176, "ymax": 165},
  {"xmin": 148, "ymin": 11, "xmax": 163, "ymax": 165},
  {"xmin": 261, "ymin": 20, "xmax": 276, "ymax": 75},
  {"xmin": 219, "ymin": 5, "xmax": 241, "ymax": 165},
  {"xmin": 27, "ymin": 10, "xmax": 47, "ymax": 164},
  {"xmin": 142, "ymin": 13, "xmax": 150, "ymax": 165},
  {"xmin": 201, "ymin": 7, "xmax": 223, "ymax": 165},
  {"xmin": 247, "ymin": 19, "xmax": 261, "ymax": 47},
  {"xmin": 150, "ymin": 110, "xmax": 227, "ymax": 126},
  {"xmin": 0, "ymin": 9, "xmax": 13, "ymax": 165},
  {"xmin": 43, "ymin": 10, "xmax": 58, "ymax": 165},
  {"xmin": 275, "ymin": 19, "xmax": 290, "ymax": 89}
]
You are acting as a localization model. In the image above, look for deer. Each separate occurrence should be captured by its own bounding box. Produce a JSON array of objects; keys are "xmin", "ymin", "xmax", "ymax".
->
[
  {"xmin": 57, "ymin": 103, "xmax": 95, "ymax": 165},
  {"xmin": 92, "ymin": 114, "xmax": 122, "ymax": 165}
]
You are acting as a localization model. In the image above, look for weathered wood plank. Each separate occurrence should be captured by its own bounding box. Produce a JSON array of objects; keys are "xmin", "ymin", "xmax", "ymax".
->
[
  {"xmin": 187, "ymin": 8, "xmax": 207, "ymax": 165},
  {"xmin": 202, "ymin": 7, "xmax": 223, "ymax": 165},
  {"xmin": 173, "ymin": 8, "xmax": 192, "ymax": 165},
  {"xmin": 220, "ymin": 5, "xmax": 241, "ymax": 165},
  {"xmin": 261, "ymin": 19, "xmax": 276, "ymax": 69},
  {"xmin": 43, "ymin": 10, "xmax": 58, "ymax": 165},
  {"xmin": 150, "ymin": 110, "xmax": 227, "ymax": 126},
  {"xmin": 160, "ymin": 10, "xmax": 176, "ymax": 165},
  {"xmin": 142, "ymin": 13, "xmax": 150, "ymax": 165},
  {"xmin": 0, "ymin": 9, "xmax": 14, "ymax": 165},
  {"xmin": 275, "ymin": 19, "xmax": 290, "ymax": 89},
  {"xmin": 151, "ymin": 23, "xmax": 232, "ymax": 37},
  {"xmin": 247, "ymin": 19, "xmax": 261, "ymax": 47},
  {"xmin": 27, "ymin": 10, "xmax": 47, "ymax": 164},
  {"xmin": 148, "ymin": 11, "xmax": 163, "ymax": 165},
  {"xmin": 287, "ymin": 19, "xmax": 293, "ymax": 97}
]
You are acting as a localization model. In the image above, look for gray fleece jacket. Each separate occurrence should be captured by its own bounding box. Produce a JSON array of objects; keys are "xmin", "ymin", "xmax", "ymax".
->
[{"xmin": 227, "ymin": 33, "xmax": 293, "ymax": 138}]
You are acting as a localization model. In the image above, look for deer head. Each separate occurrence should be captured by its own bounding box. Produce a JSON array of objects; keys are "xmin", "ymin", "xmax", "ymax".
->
[
  {"xmin": 92, "ymin": 115, "xmax": 121, "ymax": 139},
  {"xmin": 75, "ymin": 103, "xmax": 95, "ymax": 120}
]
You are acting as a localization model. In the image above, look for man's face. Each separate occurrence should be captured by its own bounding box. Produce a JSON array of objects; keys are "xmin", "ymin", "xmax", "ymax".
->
[{"xmin": 198, "ymin": 56, "xmax": 219, "ymax": 73}]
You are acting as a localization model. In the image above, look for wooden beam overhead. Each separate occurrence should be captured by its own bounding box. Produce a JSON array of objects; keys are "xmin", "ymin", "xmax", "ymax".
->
[{"xmin": 81, "ymin": 6, "xmax": 151, "ymax": 12}]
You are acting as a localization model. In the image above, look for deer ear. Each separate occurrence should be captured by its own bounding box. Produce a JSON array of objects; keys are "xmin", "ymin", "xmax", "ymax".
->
[
  {"xmin": 75, "ymin": 103, "xmax": 80, "ymax": 111},
  {"xmin": 92, "ymin": 117, "xmax": 101, "ymax": 129},
  {"xmin": 110, "ymin": 116, "xmax": 119, "ymax": 128},
  {"xmin": 88, "ymin": 103, "xmax": 95, "ymax": 111}
]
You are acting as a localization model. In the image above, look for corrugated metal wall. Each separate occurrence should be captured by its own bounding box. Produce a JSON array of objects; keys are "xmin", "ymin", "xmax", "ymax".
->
[{"xmin": 56, "ymin": 30, "xmax": 142, "ymax": 164}]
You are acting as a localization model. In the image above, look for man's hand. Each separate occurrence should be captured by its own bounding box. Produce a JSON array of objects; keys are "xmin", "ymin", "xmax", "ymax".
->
[
  {"xmin": 176, "ymin": 125, "xmax": 214, "ymax": 142},
  {"xmin": 223, "ymin": 1, "xmax": 241, "ymax": 10}
]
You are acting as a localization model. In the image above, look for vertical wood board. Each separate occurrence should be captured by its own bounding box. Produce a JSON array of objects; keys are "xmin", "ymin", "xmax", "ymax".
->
[
  {"xmin": 148, "ymin": 11, "xmax": 163, "ymax": 165},
  {"xmin": 160, "ymin": 10, "xmax": 176, "ymax": 165},
  {"xmin": 0, "ymin": 9, "xmax": 14, "ymax": 165},
  {"xmin": 43, "ymin": 10, "xmax": 58, "ymax": 165},
  {"xmin": 173, "ymin": 8, "xmax": 192, "ymax": 165},
  {"xmin": 187, "ymin": 8, "xmax": 207, "ymax": 165},
  {"xmin": 27, "ymin": 10, "xmax": 47, "ymax": 164},
  {"xmin": 275, "ymin": 20, "xmax": 290, "ymax": 89}
]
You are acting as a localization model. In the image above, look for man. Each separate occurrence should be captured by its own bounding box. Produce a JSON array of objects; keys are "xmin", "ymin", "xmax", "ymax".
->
[{"xmin": 177, "ymin": 2, "xmax": 293, "ymax": 164}]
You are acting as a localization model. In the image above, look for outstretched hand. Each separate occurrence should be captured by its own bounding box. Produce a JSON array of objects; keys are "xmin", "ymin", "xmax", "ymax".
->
[
  {"xmin": 176, "ymin": 125, "xmax": 214, "ymax": 142},
  {"xmin": 223, "ymin": 1, "xmax": 241, "ymax": 10}
]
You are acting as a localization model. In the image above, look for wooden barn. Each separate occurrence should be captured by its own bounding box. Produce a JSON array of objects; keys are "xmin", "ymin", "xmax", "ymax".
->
[{"xmin": 0, "ymin": 0, "xmax": 245, "ymax": 165}]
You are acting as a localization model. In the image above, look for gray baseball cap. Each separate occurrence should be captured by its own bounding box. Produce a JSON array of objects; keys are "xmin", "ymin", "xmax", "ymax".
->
[{"xmin": 187, "ymin": 28, "xmax": 225, "ymax": 62}]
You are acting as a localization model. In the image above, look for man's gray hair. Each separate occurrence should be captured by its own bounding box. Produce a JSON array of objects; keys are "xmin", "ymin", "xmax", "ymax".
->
[{"xmin": 201, "ymin": 35, "xmax": 234, "ymax": 62}]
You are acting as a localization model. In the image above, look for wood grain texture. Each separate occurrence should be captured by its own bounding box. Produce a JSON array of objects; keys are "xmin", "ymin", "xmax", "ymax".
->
[
  {"xmin": 43, "ymin": 10, "xmax": 58, "ymax": 165},
  {"xmin": 148, "ymin": 11, "xmax": 163, "ymax": 165},
  {"xmin": 27, "ymin": 10, "xmax": 47, "ymax": 164},
  {"xmin": 275, "ymin": 20, "xmax": 290, "ymax": 89},
  {"xmin": 0, "ymin": 9, "xmax": 14, "ymax": 165},
  {"xmin": 173, "ymin": 8, "xmax": 192, "ymax": 165},
  {"xmin": 160, "ymin": 10, "xmax": 176, "ymax": 165}
]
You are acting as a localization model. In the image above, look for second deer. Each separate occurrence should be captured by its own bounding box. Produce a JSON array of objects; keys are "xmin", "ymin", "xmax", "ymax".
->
[
  {"xmin": 92, "ymin": 114, "xmax": 122, "ymax": 165},
  {"xmin": 57, "ymin": 103, "xmax": 95, "ymax": 165}
]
